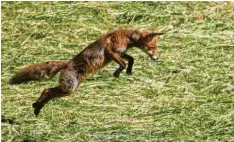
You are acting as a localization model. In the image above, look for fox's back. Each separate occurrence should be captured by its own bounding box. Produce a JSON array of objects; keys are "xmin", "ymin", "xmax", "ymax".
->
[
  {"xmin": 70, "ymin": 40, "xmax": 111, "ymax": 74},
  {"xmin": 69, "ymin": 29, "xmax": 133, "ymax": 75}
]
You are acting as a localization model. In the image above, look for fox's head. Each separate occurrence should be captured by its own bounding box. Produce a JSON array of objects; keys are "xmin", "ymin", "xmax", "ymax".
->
[{"xmin": 130, "ymin": 31, "xmax": 164, "ymax": 61}]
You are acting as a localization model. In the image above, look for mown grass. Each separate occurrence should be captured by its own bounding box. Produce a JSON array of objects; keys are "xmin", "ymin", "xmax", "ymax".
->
[{"xmin": 1, "ymin": 2, "xmax": 234, "ymax": 141}]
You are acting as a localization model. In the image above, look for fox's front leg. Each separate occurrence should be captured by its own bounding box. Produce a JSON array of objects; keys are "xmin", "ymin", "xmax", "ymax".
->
[
  {"xmin": 108, "ymin": 51, "xmax": 126, "ymax": 77},
  {"xmin": 121, "ymin": 53, "xmax": 134, "ymax": 75}
]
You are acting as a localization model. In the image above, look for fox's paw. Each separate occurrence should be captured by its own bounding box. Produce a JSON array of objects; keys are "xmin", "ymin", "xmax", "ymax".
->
[
  {"xmin": 113, "ymin": 71, "xmax": 120, "ymax": 77},
  {"xmin": 32, "ymin": 102, "xmax": 43, "ymax": 116},
  {"xmin": 126, "ymin": 70, "xmax": 132, "ymax": 75},
  {"xmin": 34, "ymin": 108, "xmax": 40, "ymax": 116}
]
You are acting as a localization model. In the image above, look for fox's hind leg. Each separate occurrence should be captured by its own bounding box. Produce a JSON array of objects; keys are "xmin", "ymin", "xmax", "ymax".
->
[
  {"xmin": 32, "ymin": 87, "xmax": 70, "ymax": 116},
  {"xmin": 32, "ymin": 68, "xmax": 80, "ymax": 116}
]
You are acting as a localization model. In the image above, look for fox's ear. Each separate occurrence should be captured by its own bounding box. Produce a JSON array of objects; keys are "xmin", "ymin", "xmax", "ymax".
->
[
  {"xmin": 130, "ymin": 30, "xmax": 141, "ymax": 41},
  {"xmin": 145, "ymin": 32, "xmax": 164, "ymax": 41}
]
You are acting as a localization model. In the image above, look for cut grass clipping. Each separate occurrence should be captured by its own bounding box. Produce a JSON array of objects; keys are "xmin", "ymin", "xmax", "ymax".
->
[{"xmin": 2, "ymin": 2, "xmax": 234, "ymax": 141}]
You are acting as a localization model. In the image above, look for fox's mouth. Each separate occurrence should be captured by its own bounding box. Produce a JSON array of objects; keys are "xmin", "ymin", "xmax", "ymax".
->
[
  {"xmin": 151, "ymin": 55, "xmax": 158, "ymax": 61},
  {"xmin": 147, "ymin": 51, "xmax": 158, "ymax": 61}
]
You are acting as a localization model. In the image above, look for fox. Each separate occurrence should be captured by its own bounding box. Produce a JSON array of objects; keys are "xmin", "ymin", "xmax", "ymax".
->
[{"xmin": 9, "ymin": 29, "xmax": 164, "ymax": 116}]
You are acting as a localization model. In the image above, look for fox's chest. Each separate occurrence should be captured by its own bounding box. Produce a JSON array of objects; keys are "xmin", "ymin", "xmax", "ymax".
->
[{"xmin": 116, "ymin": 46, "xmax": 127, "ymax": 53}]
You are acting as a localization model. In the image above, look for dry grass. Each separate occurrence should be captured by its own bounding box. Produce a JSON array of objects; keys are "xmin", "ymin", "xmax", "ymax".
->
[{"xmin": 1, "ymin": 2, "xmax": 234, "ymax": 141}]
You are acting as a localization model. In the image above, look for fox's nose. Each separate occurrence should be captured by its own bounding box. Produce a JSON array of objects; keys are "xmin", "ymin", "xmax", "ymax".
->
[{"xmin": 152, "ymin": 55, "xmax": 158, "ymax": 61}]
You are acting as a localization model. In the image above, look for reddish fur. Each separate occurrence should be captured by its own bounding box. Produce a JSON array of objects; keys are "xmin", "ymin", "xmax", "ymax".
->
[
  {"xmin": 10, "ymin": 29, "xmax": 163, "ymax": 115},
  {"xmin": 9, "ymin": 61, "xmax": 67, "ymax": 84}
]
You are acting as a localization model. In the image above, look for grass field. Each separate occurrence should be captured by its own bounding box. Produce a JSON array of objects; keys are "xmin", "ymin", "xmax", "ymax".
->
[{"xmin": 1, "ymin": 2, "xmax": 234, "ymax": 141}]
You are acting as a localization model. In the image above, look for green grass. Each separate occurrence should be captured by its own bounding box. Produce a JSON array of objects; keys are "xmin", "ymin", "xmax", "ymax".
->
[{"xmin": 1, "ymin": 2, "xmax": 234, "ymax": 141}]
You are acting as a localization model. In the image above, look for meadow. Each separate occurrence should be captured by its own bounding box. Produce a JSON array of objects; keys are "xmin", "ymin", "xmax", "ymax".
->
[{"xmin": 1, "ymin": 2, "xmax": 234, "ymax": 141}]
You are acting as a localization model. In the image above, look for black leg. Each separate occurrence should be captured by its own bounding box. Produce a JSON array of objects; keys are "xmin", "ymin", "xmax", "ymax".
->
[
  {"xmin": 113, "ymin": 65, "xmax": 125, "ymax": 77},
  {"xmin": 121, "ymin": 53, "xmax": 134, "ymax": 75},
  {"xmin": 32, "ymin": 87, "xmax": 69, "ymax": 116},
  {"xmin": 107, "ymin": 52, "xmax": 126, "ymax": 77}
]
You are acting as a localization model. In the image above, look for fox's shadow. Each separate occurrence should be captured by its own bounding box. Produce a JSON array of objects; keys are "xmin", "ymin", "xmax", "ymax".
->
[{"xmin": 1, "ymin": 116, "xmax": 19, "ymax": 125}]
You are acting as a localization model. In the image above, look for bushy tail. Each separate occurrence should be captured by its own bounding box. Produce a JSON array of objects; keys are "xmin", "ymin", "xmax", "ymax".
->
[{"xmin": 9, "ymin": 61, "xmax": 68, "ymax": 84}]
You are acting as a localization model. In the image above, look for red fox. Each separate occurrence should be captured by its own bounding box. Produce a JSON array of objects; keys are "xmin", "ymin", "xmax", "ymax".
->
[{"xmin": 9, "ymin": 29, "xmax": 163, "ymax": 115}]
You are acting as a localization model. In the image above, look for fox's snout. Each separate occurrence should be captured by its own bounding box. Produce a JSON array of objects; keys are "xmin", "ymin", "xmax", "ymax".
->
[
  {"xmin": 151, "ymin": 55, "xmax": 158, "ymax": 61},
  {"xmin": 147, "ymin": 50, "xmax": 158, "ymax": 61}
]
